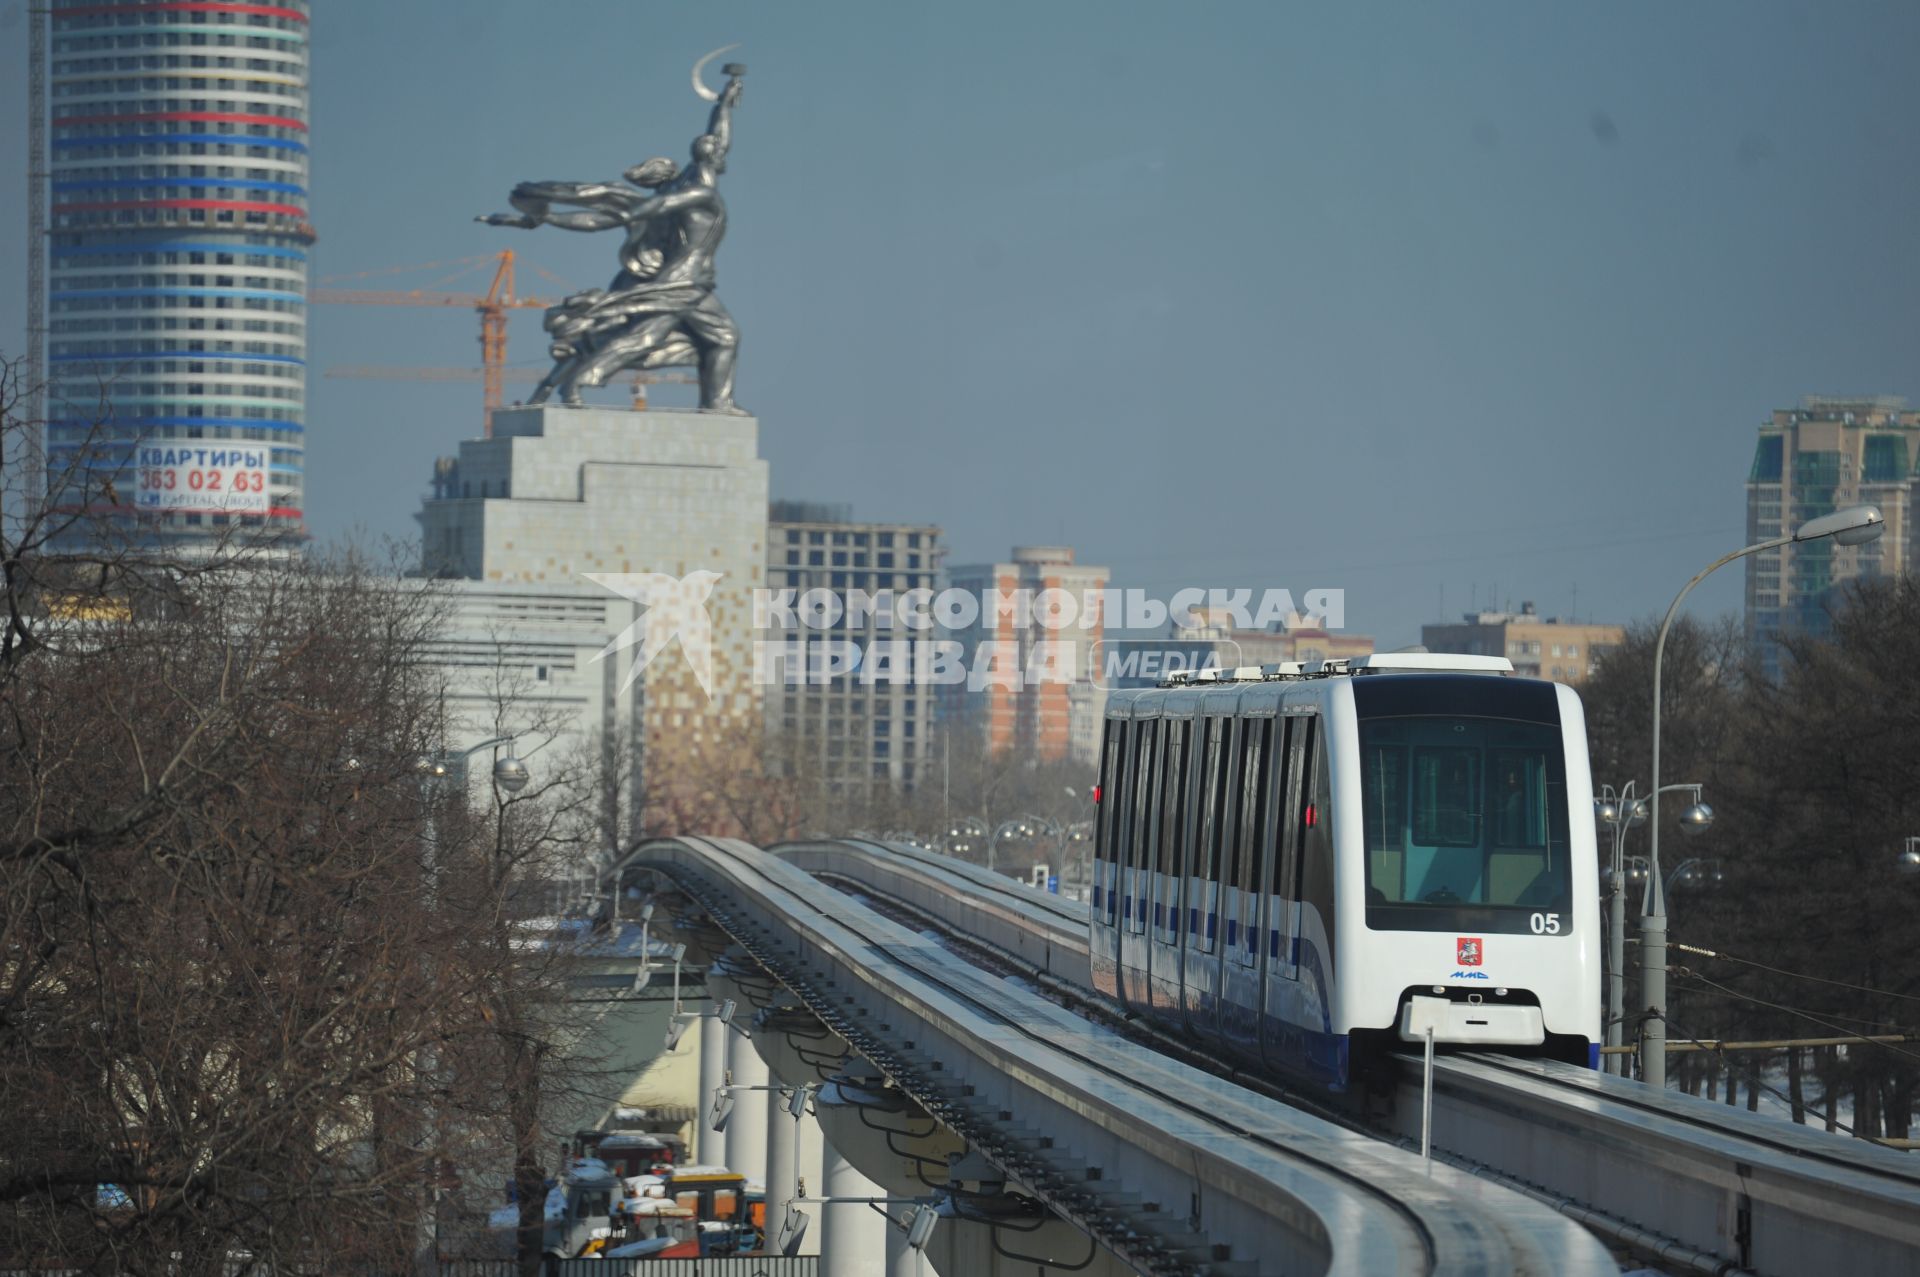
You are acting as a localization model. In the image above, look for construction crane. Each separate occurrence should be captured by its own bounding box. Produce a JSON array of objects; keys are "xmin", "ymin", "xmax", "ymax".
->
[
  {"xmin": 325, "ymin": 365, "xmax": 698, "ymax": 412},
  {"xmin": 311, "ymin": 249, "xmax": 557, "ymax": 437}
]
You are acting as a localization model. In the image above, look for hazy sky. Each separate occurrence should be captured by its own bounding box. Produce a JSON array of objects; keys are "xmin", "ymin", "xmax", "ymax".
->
[{"xmin": 3, "ymin": 1, "xmax": 1917, "ymax": 647}]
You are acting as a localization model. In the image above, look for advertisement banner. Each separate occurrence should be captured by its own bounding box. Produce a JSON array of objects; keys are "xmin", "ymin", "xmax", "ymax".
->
[{"xmin": 135, "ymin": 446, "xmax": 270, "ymax": 514}]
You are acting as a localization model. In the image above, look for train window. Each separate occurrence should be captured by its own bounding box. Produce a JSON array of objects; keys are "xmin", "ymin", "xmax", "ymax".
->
[
  {"xmin": 1107, "ymin": 720, "xmax": 1135, "ymax": 927},
  {"xmin": 1274, "ymin": 718, "xmax": 1300, "ymax": 905},
  {"xmin": 1238, "ymin": 719, "xmax": 1271, "ymax": 895},
  {"xmin": 1157, "ymin": 720, "xmax": 1186, "ymax": 878},
  {"xmin": 1096, "ymin": 721, "xmax": 1122, "ymax": 866},
  {"xmin": 1133, "ymin": 720, "xmax": 1161, "ymax": 880},
  {"xmin": 1411, "ymin": 746, "xmax": 1482, "ymax": 848},
  {"xmin": 1299, "ymin": 719, "xmax": 1334, "ymax": 932},
  {"xmin": 1490, "ymin": 749, "xmax": 1548, "ymax": 848},
  {"xmin": 1359, "ymin": 714, "xmax": 1572, "ymax": 933},
  {"xmin": 1181, "ymin": 718, "xmax": 1202, "ymax": 884},
  {"xmin": 1215, "ymin": 716, "xmax": 1242, "ymax": 892},
  {"xmin": 1197, "ymin": 716, "xmax": 1224, "ymax": 884}
]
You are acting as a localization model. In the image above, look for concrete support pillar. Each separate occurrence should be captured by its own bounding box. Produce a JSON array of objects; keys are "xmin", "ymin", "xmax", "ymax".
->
[
  {"xmin": 766, "ymin": 1071, "xmax": 798, "ymax": 1248},
  {"xmin": 884, "ymin": 1218, "xmax": 917, "ymax": 1277},
  {"xmin": 696, "ymin": 1010, "xmax": 727, "ymax": 1164},
  {"xmin": 722, "ymin": 1026, "xmax": 768, "ymax": 1183},
  {"xmin": 765, "ymin": 1068, "xmax": 825, "ymax": 1255},
  {"xmin": 818, "ymin": 1141, "xmax": 887, "ymax": 1277},
  {"xmin": 796, "ymin": 1090, "xmax": 823, "ymax": 1255}
]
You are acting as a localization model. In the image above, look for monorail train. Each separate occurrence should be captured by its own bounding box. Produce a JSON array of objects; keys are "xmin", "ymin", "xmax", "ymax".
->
[{"xmin": 1089, "ymin": 654, "xmax": 1601, "ymax": 1091}]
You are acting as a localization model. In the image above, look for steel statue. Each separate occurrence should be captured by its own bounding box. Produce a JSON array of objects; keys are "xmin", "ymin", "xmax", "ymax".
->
[{"xmin": 478, "ymin": 48, "xmax": 747, "ymax": 415}]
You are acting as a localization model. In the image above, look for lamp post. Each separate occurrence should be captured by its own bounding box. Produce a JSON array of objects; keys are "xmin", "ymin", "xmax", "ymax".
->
[
  {"xmin": 989, "ymin": 819, "xmax": 1024, "ymax": 874},
  {"xmin": 419, "ymin": 735, "xmax": 531, "ymax": 796},
  {"xmin": 1644, "ymin": 503, "xmax": 1883, "ymax": 1088},
  {"xmin": 1593, "ymin": 786, "xmax": 1646, "ymax": 1075},
  {"xmin": 944, "ymin": 818, "xmax": 985, "ymax": 862},
  {"xmin": 1662, "ymin": 856, "xmax": 1725, "ymax": 896},
  {"xmin": 1596, "ymin": 782, "xmax": 1712, "ymax": 1075},
  {"xmin": 410, "ymin": 735, "xmax": 527, "ymax": 1262},
  {"xmin": 990, "ymin": 814, "xmax": 1059, "ymax": 877}
]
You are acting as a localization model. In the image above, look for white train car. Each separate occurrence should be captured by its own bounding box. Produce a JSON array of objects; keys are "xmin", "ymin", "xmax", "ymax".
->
[{"xmin": 1089, "ymin": 654, "xmax": 1602, "ymax": 1091}]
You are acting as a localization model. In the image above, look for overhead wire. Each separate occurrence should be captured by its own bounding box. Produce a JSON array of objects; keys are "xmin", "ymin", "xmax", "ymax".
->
[
  {"xmin": 1660, "ymin": 1012, "xmax": 1864, "ymax": 1143},
  {"xmin": 1674, "ymin": 941, "xmax": 1920, "ymax": 1006},
  {"xmin": 1669, "ymin": 967, "xmax": 1920, "ymax": 1066}
]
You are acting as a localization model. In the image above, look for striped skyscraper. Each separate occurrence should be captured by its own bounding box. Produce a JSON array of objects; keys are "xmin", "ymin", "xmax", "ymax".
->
[{"xmin": 43, "ymin": 0, "xmax": 311, "ymax": 550}]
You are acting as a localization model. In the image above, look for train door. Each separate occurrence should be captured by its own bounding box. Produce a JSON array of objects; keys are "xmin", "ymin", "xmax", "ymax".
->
[
  {"xmin": 1089, "ymin": 717, "xmax": 1125, "ymax": 998},
  {"xmin": 1191, "ymin": 710, "xmax": 1238, "ymax": 1037},
  {"xmin": 1169, "ymin": 704, "xmax": 1206, "ymax": 1035},
  {"xmin": 1222, "ymin": 716, "xmax": 1275, "ymax": 1052},
  {"xmin": 1291, "ymin": 715, "xmax": 1343, "ymax": 1083},
  {"xmin": 1147, "ymin": 716, "xmax": 1190, "ymax": 1015},
  {"xmin": 1260, "ymin": 715, "xmax": 1306, "ymax": 1069},
  {"xmin": 1180, "ymin": 711, "xmax": 1223, "ymax": 1030},
  {"xmin": 1119, "ymin": 718, "xmax": 1161, "ymax": 1007}
]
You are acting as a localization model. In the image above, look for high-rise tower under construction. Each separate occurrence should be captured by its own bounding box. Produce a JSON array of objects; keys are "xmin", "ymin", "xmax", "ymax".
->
[{"xmin": 40, "ymin": 0, "xmax": 312, "ymax": 549}]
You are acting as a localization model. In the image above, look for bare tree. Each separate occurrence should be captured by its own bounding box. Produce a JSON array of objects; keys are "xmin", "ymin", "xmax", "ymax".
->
[
  {"xmin": 0, "ymin": 358, "xmax": 632, "ymax": 1272},
  {"xmin": 0, "ymin": 544, "xmax": 461, "ymax": 1273},
  {"xmin": 1584, "ymin": 596, "xmax": 1919, "ymax": 1134}
]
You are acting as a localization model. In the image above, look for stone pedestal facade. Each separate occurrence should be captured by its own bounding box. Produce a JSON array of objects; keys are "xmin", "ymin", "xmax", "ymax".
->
[{"xmin": 418, "ymin": 405, "xmax": 769, "ymax": 782}]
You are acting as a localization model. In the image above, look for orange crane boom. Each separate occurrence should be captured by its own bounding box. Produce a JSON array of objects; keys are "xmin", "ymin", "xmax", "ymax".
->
[
  {"xmin": 326, "ymin": 365, "xmax": 697, "ymax": 412},
  {"xmin": 311, "ymin": 249, "xmax": 554, "ymax": 437}
]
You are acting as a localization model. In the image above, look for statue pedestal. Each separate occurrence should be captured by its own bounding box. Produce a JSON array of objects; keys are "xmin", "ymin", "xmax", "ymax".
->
[{"xmin": 417, "ymin": 404, "xmax": 769, "ymax": 723}]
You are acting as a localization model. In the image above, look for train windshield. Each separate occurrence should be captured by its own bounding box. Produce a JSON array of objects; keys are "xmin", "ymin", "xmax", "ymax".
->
[{"xmin": 1359, "ymin": 714, "xmax": 1573, "ymax": 933}]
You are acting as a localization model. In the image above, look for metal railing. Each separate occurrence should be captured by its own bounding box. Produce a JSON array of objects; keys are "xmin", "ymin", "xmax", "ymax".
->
[{"xmin": 440, "ymin": 1259, "xmax": 817, "ymax": 1277}]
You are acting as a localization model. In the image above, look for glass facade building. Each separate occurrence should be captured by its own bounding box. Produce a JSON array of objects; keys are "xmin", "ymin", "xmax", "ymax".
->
[
  {"xmin": 765, "ymin": 501, "xmax": 944, "ymax": 799},
  {"xmin": 1745, "ymin": 398, "xmax": 1920, "ymax": 678},
  {"xmin": 43, "ymin": 0, "xmax": 312, "ymax": 549}
]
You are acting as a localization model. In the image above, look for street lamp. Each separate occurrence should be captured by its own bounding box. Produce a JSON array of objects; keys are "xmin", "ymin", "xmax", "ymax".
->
[
  {"xmin": 1595, "ymin": 786, "xmax": 1712, "ymax": 1075},
  {"xmin": 1644, "ymin": 503, "xmax": 1882, "ymax": 1088},
  {"xmin": 417, "ymin": 736, "xmax": 529, "ymax": 797},
  {"xmin": 1593, "ymin": 785, "xmax": 1647, "ymax": 1074},
  {"xmin": 492, "ymin": 754, "xmax": 530, "ymax": 794},
  {"xmin": 990, "ymin": 814, "xmax": 1059, "ymax": 876},
  {"xmin": 944, "ymin": 818, "xmax": 985, "ymax": 861},
  {"xmin": 407, "ymin": 733, "xmax": 528, "ymax": 1259},
  {"xmin": 1662, "ymin": 857, "xmax": 1724, "ymax": 895}
]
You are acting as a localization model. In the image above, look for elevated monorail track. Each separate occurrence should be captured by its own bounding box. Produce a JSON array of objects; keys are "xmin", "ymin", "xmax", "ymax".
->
[
  {"xmin": 779, "ymin": 837, "xmax": 1920, "ymax": 1277},
  {"xmin": 637, "ymin": 836, "xmax": 1614, "ymax": 1276}
]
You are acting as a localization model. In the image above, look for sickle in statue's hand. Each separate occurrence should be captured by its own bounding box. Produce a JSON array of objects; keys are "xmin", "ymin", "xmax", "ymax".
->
[{"xmin": 691, "ymin": 45, "xmax": 741, "ymax": 102}]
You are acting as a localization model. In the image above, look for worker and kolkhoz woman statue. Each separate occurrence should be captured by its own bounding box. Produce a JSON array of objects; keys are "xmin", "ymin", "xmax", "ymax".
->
[{"xmin": 478, "ymin": 47, "xmax": 748, "ymax": 415}]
